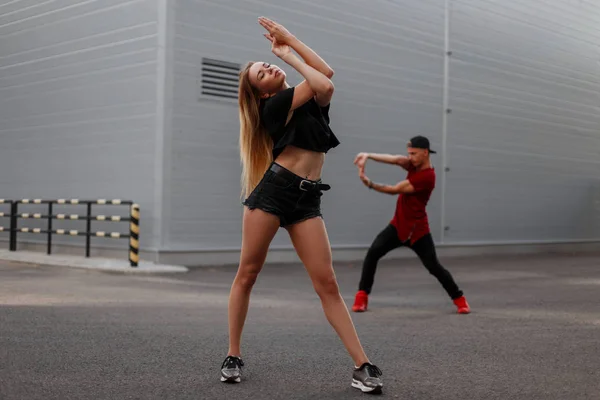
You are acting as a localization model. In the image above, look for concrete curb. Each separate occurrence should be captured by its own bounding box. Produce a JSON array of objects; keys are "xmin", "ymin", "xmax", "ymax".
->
[{"xmin": 0, "ymin": 250, "xmax": 188, "ymax": 274}]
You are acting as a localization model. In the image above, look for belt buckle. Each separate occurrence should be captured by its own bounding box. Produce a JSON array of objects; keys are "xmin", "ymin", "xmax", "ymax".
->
[{"xmin": 299, "ymin": 180, "xmax": 314, "ymax": 191}]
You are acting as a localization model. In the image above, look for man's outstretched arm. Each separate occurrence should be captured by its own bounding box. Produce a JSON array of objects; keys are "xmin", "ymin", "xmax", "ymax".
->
[
  {"xmin": 357, "ymin": 167, "xmax": 415, "ymax": 195},
  {"xmin": 354, "ymin": 152, "xmax": 411, "ymax": 170},
  {"xmin": 363, "ymin": 178, "xmax": 415, "ymax": 195}
]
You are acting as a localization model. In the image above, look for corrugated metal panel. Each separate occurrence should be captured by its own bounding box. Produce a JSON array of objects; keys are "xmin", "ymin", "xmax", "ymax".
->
[
  {"xmin": 4, "ymin": 0, "xmax": 596, "ymax": 257},
  {"xmin": 167, "ymin": 0, "xmax": 446, "ymax": 250},
  {"xmin": 445, "ymin": 0, "xmax": 600, "ymax": 243},
  {"xmin": 0, "ymin": 0, "xmax": 160, "ymax": 249}
]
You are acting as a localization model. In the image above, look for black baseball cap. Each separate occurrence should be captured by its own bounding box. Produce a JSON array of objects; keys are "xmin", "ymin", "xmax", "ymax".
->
[{"xmin": 407, "ymin": 135, "xmax": 436, "ymax": 154}]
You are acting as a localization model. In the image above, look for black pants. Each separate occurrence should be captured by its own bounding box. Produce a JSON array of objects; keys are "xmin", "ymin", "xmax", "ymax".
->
[{"xmin": 358, "ymin": 224, "xmax": 463, "ymax": 300}]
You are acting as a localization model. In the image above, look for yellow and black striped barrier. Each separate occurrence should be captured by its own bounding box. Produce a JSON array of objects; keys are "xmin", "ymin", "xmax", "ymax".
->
[
  {"xmin": 129, "ymin": 204, "xmax": 140, "ymax": 267},
  {"xmin": 1, "ymin": 199, "xmax": 140, "ymax": 267}
]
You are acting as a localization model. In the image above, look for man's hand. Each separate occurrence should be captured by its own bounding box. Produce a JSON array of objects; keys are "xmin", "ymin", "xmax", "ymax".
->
[
  {"xmin": 354, "ymin": 152, "xmax": 369, "ymax": 170},
  {"xmin": 358, "ymin": 168, "xmax": 372, "ymax": 188}
]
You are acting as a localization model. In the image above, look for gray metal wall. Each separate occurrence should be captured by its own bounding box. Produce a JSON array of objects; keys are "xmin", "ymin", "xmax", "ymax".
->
[
  {"xmin": 0, "ymin": 0, "xmax": 162, "ymax": 250},
  {"xmin": 445, "ymin": 0, "xmax": 600, "ymax": 244},
  {"xmin": 1, "ymin": 0, "xmax": 598, "ymax": 263},
  {"xmin": 166, "ymin": 0, "xmax": 448, "ymax": 257},
  {"xmin": 166, "ymin": 0, "xmax": 599, "ymax": 263}
]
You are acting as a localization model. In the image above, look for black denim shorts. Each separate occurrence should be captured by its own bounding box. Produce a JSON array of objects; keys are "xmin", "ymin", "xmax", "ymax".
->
[{"xmin": 242, "ymin": 162, "xmax": 331, "ymax": 227}]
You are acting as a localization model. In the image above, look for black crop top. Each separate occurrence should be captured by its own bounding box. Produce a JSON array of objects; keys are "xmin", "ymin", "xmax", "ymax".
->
[{"xmin": 259, "ymin": 86, "xmax": 340, "ymax": 159}]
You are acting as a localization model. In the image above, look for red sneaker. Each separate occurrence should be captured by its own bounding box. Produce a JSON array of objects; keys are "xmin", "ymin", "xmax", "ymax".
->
[
  {"xmin": 453, "ymin": 295, "xmax": 470, "ymax": 314},
  {"xmin": 352, "ymin": 290, "xmax": 369, "ymax": 312}
]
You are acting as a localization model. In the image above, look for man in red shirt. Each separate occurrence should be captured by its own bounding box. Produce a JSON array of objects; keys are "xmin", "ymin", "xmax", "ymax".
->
[{"xmin": 351, "ymin": 136, "xmax": 470, "ymax": 314}]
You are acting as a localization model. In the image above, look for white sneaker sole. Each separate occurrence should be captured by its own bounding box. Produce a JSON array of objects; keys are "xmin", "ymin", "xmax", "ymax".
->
[
  {"xmin": 220, "ymin": 376, "xmax": 241, "ymax": 383},
  {"xmin": 352, "ymin": 378, "xmax": 382, "ymax": 394}
]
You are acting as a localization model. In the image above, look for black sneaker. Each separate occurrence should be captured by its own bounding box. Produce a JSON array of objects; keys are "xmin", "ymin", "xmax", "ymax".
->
[
  {"xmin": 220, "ymin": 355, "xmax": 244, "ymax": 383},
  {"xmin": 352, "ymin": 363, "xmax": 383, "ymax": 394}
]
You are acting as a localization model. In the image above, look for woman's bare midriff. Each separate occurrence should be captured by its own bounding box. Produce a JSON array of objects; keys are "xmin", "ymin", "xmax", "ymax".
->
[{"xmin": 274, "ymin": 145, "xmax": 325, "ymax": 181}]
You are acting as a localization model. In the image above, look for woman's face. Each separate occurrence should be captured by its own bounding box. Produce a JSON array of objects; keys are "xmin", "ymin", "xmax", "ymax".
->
[{"xmin": 248, "ymin": 61, "xmax": 286, "ymax": 96}]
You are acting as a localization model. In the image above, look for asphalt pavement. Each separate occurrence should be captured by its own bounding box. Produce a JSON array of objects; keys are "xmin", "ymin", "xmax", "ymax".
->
[{"xmin": 1, "ymin": 252, "xmax": 599, "ymax": 400}]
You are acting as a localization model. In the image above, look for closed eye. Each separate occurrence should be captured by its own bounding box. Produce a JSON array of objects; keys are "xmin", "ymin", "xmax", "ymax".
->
[{"xmin": 258, "ymin": 63, "xmax": 270, "ymax": 81}]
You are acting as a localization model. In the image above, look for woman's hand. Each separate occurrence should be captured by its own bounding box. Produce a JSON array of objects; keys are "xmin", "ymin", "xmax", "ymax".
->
[
  {"xmin": 258, "ymin": 17, "xmax": 295, "ymax": 45},
  {"xmin": 264, "ymin": 33, "xmax": 291, "ymax": 59}
]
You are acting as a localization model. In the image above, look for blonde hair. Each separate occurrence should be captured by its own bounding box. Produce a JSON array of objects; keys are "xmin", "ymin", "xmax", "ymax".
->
[{"xmin": 238, "ymin": 61, "xmax": 273, "ymax": 198}]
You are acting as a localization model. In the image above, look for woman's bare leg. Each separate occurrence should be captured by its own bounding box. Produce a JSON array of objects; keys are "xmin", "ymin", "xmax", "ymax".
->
[
  {"xmin": 227, "ymin": 208, "xmax": 280, "ymax": 357},
  {"xmin": 286, "ymin": 217, "xmax": 369, "ymax": 366}
]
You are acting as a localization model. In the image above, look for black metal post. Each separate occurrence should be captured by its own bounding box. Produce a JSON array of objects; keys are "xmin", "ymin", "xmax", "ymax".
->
[
  {"xmin": 85, "ymin": 203, "xmax": 92, "ymax": 257},
  {"xmin": 47, "ymin": 202, "xmax": 53, "ymax": 255},
  {"xmin": 9, "ymin": 201, "xmax": 17, "ymax": 251}
]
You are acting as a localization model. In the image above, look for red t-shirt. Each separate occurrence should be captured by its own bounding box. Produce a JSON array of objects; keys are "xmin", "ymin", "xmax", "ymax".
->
[{"xmin": 390, "ymin": 165, "xmax": 436, "ymax": 245}]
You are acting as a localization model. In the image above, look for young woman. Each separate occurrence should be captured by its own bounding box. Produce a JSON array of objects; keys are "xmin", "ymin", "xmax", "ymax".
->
[{"xmin": 219, "ymin": 17, "xmax": 383, "ymax": 394}]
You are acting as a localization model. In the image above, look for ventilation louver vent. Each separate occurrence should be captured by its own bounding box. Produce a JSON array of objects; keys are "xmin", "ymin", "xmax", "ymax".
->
[{"xmin": 201, "ymin": 58, "xmax": 240, "ymax": 100}]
